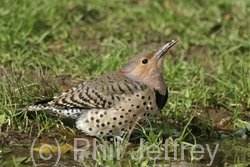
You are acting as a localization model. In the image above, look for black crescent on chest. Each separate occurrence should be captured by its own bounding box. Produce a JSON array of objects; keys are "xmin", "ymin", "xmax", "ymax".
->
[{"xmin": 154, "ymin": 89, "xmax": 168, "ymax": 109}]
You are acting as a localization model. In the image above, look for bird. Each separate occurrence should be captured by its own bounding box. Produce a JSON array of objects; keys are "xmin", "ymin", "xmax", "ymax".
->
[{"xmin": 27, "ymin": 39, "xmax": 177, "ymax": 138}]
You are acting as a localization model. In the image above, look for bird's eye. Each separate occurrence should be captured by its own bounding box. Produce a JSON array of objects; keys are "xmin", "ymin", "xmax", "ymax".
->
[{"xmin": 142, "ymin": 58, "xmax": 148, "ymax": 64}]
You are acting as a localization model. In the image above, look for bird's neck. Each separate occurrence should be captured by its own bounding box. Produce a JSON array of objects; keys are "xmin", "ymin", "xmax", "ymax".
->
[
  {"xmin": 121, "ymin": 71, "xmax": 167, "ymax": 95},
  {"xmin": 148, "ymin": 75, "xmax": 167, "ymax": 95}
]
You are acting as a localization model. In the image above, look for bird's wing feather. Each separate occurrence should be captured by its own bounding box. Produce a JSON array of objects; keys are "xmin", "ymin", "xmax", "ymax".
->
[{"xmin": 49, "ymin": 71, "xmax": 148, "ymax": 109}]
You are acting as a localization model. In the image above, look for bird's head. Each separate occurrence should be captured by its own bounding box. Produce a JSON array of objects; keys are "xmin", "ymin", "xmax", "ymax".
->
[{"xmin": 119, "ymin": 39, "xmax": 177, "ymax": 95}]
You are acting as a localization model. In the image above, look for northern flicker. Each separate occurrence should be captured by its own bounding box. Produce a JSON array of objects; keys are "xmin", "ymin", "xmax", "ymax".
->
[{"xmin": 27, "ymin": 39, "xmax": 177, "ymax": 138}]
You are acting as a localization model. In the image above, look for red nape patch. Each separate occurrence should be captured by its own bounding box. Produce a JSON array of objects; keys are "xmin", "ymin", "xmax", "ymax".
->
[{"xmin": 119, "ymin": 69, "xmax": 129, "ymax": 74}]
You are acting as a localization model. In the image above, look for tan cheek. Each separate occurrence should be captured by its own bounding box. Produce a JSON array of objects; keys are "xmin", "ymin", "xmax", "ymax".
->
[{"xmin": 132, "ymin": 65, "xmax": 148, "ymax": 77}]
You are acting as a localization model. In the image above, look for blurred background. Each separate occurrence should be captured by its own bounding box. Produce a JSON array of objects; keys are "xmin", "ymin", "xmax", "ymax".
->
[{"xmin": 0, "ymin": 0, "xmax": 250, "ymax": 166}]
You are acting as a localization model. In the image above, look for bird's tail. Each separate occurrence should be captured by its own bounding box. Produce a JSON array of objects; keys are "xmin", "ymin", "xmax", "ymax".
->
[{"xmin": 19, "ymin": 104, "xmax": 83, "ymax": 119}]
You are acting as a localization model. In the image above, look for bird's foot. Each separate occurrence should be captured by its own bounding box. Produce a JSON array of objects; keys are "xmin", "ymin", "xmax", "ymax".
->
[{"xmin": 115, "ymin": 135, "xmax": 123, "ymax": 142}]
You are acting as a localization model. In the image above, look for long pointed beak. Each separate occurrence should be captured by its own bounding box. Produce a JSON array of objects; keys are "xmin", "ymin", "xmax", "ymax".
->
[{"xmin": 154, "ymin": 39, "xmax": 178, "ymax": 60}]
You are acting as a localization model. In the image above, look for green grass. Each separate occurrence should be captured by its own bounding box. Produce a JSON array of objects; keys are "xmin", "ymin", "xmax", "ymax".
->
[{"xmin": 0, "ymin": 0, "xmax": 250, "ymax": 166}]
